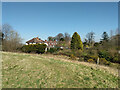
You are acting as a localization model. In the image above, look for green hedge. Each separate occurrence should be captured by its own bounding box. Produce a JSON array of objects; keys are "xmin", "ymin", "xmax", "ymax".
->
[
  {"xmin": 47, "ymin": 48, "xmax": 59, "ymax": 53},
  {"xmin": 21, "ymin": 44, "xmax": 47, "ymax": 54}
]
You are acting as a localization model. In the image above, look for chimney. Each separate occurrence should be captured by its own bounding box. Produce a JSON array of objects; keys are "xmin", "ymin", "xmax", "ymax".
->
[{"xmin": 36, "ymin": 37, "xmax": 39, "ymax": 40}]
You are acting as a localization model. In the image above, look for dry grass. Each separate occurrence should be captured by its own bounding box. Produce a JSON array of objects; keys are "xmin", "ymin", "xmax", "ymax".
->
[
  {"xmin": 2, "ymin": 51, "xmax": 119, "ymax": 88},
  {"xmin": 38, "ymin": 54, "xmax": 118, "ymax": 76}
]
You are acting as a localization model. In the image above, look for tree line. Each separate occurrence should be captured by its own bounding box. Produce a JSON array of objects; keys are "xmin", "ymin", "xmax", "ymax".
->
[
  {"xmin": 0, "ymin": 24, "xmax": 119, "ymax": 52},
  {"xmin": 0, "ymin": 24, "xmax": 22, "ymax": 51},
  {"xmin": 0, "ymin": 23, "xmax": 119, "ymax": 65}
]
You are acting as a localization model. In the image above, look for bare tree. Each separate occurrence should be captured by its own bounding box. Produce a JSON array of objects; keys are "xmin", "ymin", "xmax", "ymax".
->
[
  {"xmin": 2, "ymin": 24, "xmax": 12, "ymax": 41},
  {"xmin": 109, "ymin": 29, "xmax": 119, "ymax": 48},
  {"xmin": 64, "ymin": 32, "xmax": 71, "ymax": 43},
  {"xmin": 110, "ymin": 30, "xmax": 113, "ymax": 40},
  {"xmin": 2, "ymin": 24, "xmax": 23, "ymax": 51},
  {"xmin": 0, "ymin": 26, "xmax": 3, "ymax": 50},
  {"xmin": 55, "ymin": 33, "xmax": 64, "ymax": 41},
  {"xmin": 115, "ymin": 28, "xmax": 119, "ymax": 35},
  {"xmin": 86, "ymin": 32, "xmax": 95, "ymax": 46}
]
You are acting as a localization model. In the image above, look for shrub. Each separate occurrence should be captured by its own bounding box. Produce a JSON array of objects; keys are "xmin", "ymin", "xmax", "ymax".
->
[
  {"xmin": 105, "ymin": 61, "xmax": 111, "ymax": 65},
  {"xmin": 70, "ymin": 54, "xmax": 76, "ymax": 60},
  {"xmin": 87, "ymin": 49, "xmax": 98, "ymax": 56},
  {"xmin": 47, "ymin": 48, "xmax": 58, "ymax": 53},
  {"xmin": 86, "ymin": 45, "xmax": 89, "ymax": 49},
  {"xmin": 98, "ymin": 50, "xmax": 119, "ymax": 64},
  {"xmin": 73, "ymin": 50, "xmax": 82, "ymax": 57},
  {"xmin": 99, "ymin": 58, "xmax": 110, "ymax": 65},
  {"xmin": 94, "ymin": 42, "xmax": 99, "ymax": 47},
  {"xmin": 83, "ymin": 55, "xmax": 90, "ymax": 62},
  {"xmin": 21, "ymin": 44, "xmax": 47, "ymax": 54},
  {"xmin": 81, "ymin": 52, "xmax": 88, "ymax": 57},
  {"xmin": 21, "ymin": 45, "xmax": 31, "ymax": 53},
  {"xmin": 98, "ymin": 50, "xmax": 111, "ymax": 61},
  {"xmin": 78, "ymin": 57, "xmax": 84, "ymax": 62},
  {"xmin": 54, "ymin": 49, "xmax": 73, "ymax": 57},
  {"xmin": 89, "ymin": 55, "xmax": 98, "ymax": 63},
  {"xmin": 87, "ymin": 59, "xmax": 95, "ymax": 63},
  {"xmin": 112, "ymin": 56, "xmax": 119, "ymax": 64},
  {"xmin": 36, "ymin": 44, "xmax": 47, "ymax": 54},
  {"xmin": 82, "ymin": 54, "xmax": 98, "ymax": 62}
]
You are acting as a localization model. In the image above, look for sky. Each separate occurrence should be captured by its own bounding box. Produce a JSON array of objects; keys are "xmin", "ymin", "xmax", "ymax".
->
[{"xmin": 2, "ymin": 2, "xmax": 118, "ymax": 43}]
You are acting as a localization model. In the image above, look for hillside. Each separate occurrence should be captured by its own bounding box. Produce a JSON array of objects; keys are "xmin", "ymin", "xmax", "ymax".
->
[{"xmin": 2, "ymin": 52, "xmax": 118, "ymax": 88}]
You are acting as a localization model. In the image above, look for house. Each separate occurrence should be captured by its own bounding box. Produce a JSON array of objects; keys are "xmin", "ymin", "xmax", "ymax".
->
[
  {"xmin": 26, "ymin": 37, "xmax": 57, "ymax": 48},
  {"xmin": 26, "ymin": 37, "xmax": 43, "ymax": 45}
]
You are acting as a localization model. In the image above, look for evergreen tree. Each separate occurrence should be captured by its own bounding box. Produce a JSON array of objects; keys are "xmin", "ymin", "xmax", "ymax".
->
[
  {"xmin": 71, "ymin": 32, "xmax": 83, "ymax": 50},
  {"xmin": 101, "ymin": 32, "xmax": 109, "ymax": 42}
]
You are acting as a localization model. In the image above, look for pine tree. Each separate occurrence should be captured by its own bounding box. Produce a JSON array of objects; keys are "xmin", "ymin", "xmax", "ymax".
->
[
  {"xmin": 101, "ymin": 32, "xmax": 109, "ymax": 42},
  {"xmin": 71, "ymin": 32, "xmax": 83, "ymax": 50}
]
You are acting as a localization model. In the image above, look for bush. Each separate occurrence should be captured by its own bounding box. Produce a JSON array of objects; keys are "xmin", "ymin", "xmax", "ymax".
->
[
  {"xmin": 82, "ymin": 54, "xmax": 98, "ymax": 62},
  {"xmin": 98, "ymin": 50, "xmax": 119, "ymax": 64},
  {"xmin": 94, "ymin": 42, "xmax": 99, "ymax": 47},
  {"xmin": 105, "ymin": 61, "xmax": 111, "ymax": 65},
  {"xmin": 112, "ymin": 56, "xmax": 119, "ymax": 64},
  {"xmin": 21, "ymin": 45, "xmax": 32, "ymax": 53},
  {"xmin": 47, "ymin": 48, "xmax": 59, "ymax": 53},
  {"xmin": 86, "ymin": 45, "xmax": 89, "ymax": 49},
  {"xmin": 87, "ymin": 59, "xmax": 95, "ymax": 63},
  {"xmin": 54, "ymin": 49, "xmax": 72, "ymax": 56},
  {"xmin": 21, "ymin": 44, "xmax": 47, "ymax": 54},
  {"xmin": 78, "ymin": 57, "xmax": 84, "ymax": 62},
  {"xmin": 89, "ymin": 55, "xmax": 98, "ymax": 63},
  {"xmin": 83, "ymin": 55, "xmax": 90, "ymax": 62},
  {"xmin": 72, "ymin": 50, "xmax": 82, "ymax": 57},
  {"xmin": 99, "ymin": 58, "xmax": 111, "ymax": 65},
  {"xmin": 36, "ymin": 44, "xmax": 47, "ymax": 54},
  {"xmin": 81, "ymin": 52, "xmax": 88, "ymax": 57},
  {"xmin": 98, "ymin": 50, "xmax": 111, "ymax": 61},
  {"xmin": 70, "ymin": 54, "xmax": 76, "ymax": 60}
]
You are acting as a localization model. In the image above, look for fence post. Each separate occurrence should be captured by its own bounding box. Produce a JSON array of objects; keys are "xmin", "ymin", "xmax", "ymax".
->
[{"xmin": 97, "ymin": 57, "xmax": 99, "ymax": 65}]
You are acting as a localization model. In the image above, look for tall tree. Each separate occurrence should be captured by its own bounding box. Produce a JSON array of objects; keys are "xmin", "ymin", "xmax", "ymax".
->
[
  {"xmin": 64, "ymin": 32, "xmax": 71, "ymax": 47},
  {"xmin": 2, "ymin": 24, "xmax": 23, "ymax": 51},
  {"xmin": 2, "ymin": 24, "xmax": 12, "ymax": 40},
  {"xmin": 64, "ymin": 32, "xmax": 71, "ymax": 42},
  {"xmin": 86, "ymin": 32, "xmax": 95, "ymax": 46},
  {"xmin": 0, "ymin": 27, "xmax": 4, "ymax": 48},
  {"xmin": 71, "ymin": 32, "xmax": 83, "ymax": 50}
]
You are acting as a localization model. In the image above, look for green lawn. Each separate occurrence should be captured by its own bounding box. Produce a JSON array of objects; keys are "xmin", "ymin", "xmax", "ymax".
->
[{"xmin": 2, "ymin": 52, "xmax": 118, "ymax": 88}]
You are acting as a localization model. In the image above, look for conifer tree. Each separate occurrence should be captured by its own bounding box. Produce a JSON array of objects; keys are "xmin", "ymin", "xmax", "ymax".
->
[
  {"xmin": 101, "ymin": 32, "xmax": 109, "ymax": 42},
  {"xmin": 71, "ymin": 32, "xmax": 83, "ymax": 50}
]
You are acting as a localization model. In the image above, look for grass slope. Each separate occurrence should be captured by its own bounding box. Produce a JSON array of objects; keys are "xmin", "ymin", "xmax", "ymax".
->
[{"xmin": 2, "ymin": 52, "xmax": 118, "ymax": 88}]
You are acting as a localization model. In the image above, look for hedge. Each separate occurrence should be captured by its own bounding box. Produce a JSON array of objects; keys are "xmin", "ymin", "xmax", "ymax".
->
[{"xmin": 21, "ymin": 44, "xmax": 47, "ymax": 54}]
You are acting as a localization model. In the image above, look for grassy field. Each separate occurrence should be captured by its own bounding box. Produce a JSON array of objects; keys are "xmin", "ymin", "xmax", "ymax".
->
[{"xmin": 2, "ymin": 52, "xmax": 119, "ymax": 88}]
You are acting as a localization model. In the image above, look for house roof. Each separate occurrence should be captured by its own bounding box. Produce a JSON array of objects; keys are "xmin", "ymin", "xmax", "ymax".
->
[
  {"xmin": 26, "ymin": 37, "xmax": 57, "ymax": 44},
  {"xmin": 26, "ymin": 37, "xmax": 43, "ymax": 43}
]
